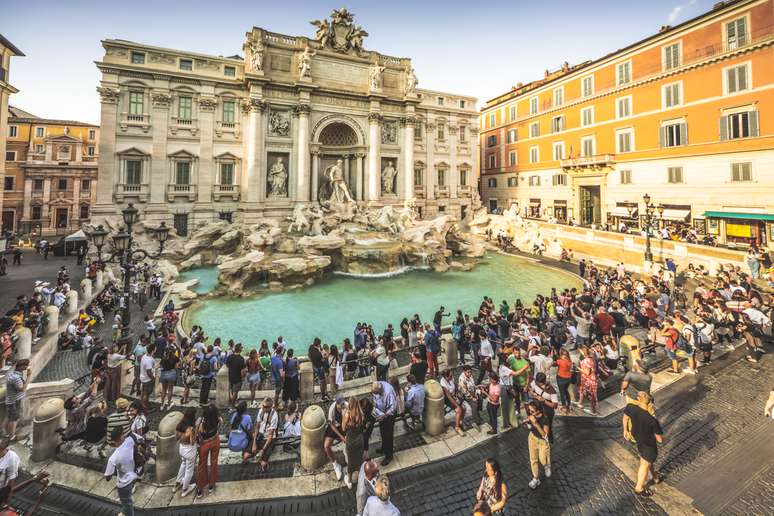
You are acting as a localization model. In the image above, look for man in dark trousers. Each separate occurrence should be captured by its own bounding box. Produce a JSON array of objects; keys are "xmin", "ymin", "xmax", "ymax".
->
[{"xmin": 371, "ymin": 381, "xmax": 397, "ymax": 467}]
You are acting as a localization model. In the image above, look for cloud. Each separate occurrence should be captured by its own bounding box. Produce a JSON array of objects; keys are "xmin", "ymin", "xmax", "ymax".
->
[{"xmin": 668, "ymin": 0, "xmax": 698, "ymax": 24}]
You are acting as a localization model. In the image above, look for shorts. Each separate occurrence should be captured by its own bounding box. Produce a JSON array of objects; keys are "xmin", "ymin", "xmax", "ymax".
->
[
  {"xmin": 6, "ymin": 400, "xmax": 22, "ymax": 422},
  {"xmin": 637, "ymin": 444, "xmax": 658, "ymax": 463},
  {"xmin": 160, "ymin": 370, "xmax": 177, "ymax": 384},
  {"xmin": 313, "ymin": 366, "xmax": 325, "ymax": 381},
  {"xmin": 141, "ymin": 380, "xmax": 155, "ymax": 395},
  {"xmin": 248, "ymin": 372, "xmax": 261, "ymax": 386},
  {"xmin": 230, "ymin": 382, "xmax": 242, "ymax": 394},
  {"xmin": 666, "ymin": 344, "xmax": 694, "ymax": 360}
]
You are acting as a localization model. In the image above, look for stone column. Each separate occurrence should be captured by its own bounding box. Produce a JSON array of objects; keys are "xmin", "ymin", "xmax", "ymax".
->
[
  {"xmin": 402, "ymin": 117, "xmax": 415, "ymax": 200},
  {"xmin": 80, "ymin": 278, "xmax": 92, "ymax": 300},
  {"xmin": 425, "ymin": 123, "xmax": 436, "ymax": 201},
  {"xmin": 149, "ymin": 89, "xmax": 171, "ymax": 209},
  {"xmin": 41, "ymin": 179, "xmax": 51, "ymax": 226},
  {"xmin": 71, "ymin": 178, "xmax": 81, "ymax": 226},
  {"xmin": 215, "ymin": 365, "xmax": 229, "ymax": 409},
  {"xmin": 367, "ymin": 113, "xmax": 381, "ymax": 201},
  {"xmin": 343, "ymin": 154, "xmax": 351, "ymax": 195},
  {"xmin": 448, "ymin": 124, "xmax": 459, "ymax": 199},
  {"xmin": 94, "ymin": 86, "xmax": 120, "ymax": 215},
  {"xmin": 43, "ymin": 305, "xmax": 59, "ymax": 337},
  {"xmin": 242, "ymin": 98, "xmax": 266, "ymax": 205},
  {"xmin": 311, "ymin": 150, "xmax": 320, "ymax": 202},
  {"xmin": 355, "ymin": 153, "xmax": 365, "ymax": 201},
  {"xmin": 14, "ymin": 327, "xmax": 32, "ymax": 360},
  {"xmin": 300, "ymin": 361, "xmax": 314, "ymax": 402},
  {"xmin": 196, "ymin": 96, "xmax": 216, "ymax": 209},
  {"xmin": 31, "ymin": 398, "xmax": 66, "ymax": 462},
  {"xmin": 64, "ymin": 290, "xmax": 78, "ymax": 316},
  {"xmin": 444, "ymin": 336, "xmax": 459, "ymax": 369},
  {"xmin": 423, "ymin": 380, "xmax": 446, "ymax": 437},
  {"xmin": 300, "ymin": 405, "xmax": 326, "ymax": 471},
  {"xmin": 155, "ymin": 411, "xmax": 183, "ymax": 482},
  {"xmin": 22, "ymin": 179, "xmax": 32, "ymax": 220},
  {"xmin": 294, "ymin": 104, "xmax": 311, "ymax": 202}
]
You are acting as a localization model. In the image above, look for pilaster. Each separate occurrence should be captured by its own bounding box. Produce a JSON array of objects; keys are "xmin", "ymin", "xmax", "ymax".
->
[
  {"xmin": 93, "ymin": 86, "xmax": 120, "ymax": 215},
  {"xmin": 367, "ymin": 111, "xmax": 382, "ymax": 201},
  {"xmin": 294, "ymin": 103, "xmax": 311, "ymax": 202}
]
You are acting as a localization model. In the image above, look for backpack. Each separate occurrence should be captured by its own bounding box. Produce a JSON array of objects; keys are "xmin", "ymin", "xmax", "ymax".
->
[
  {"xmin": 198, "ymin": 356, "xmax": 212, "ymax": 377},
  {"xmin": 691, "ymin": 324, "xmax": 711, "ymax": 348},
  {"xmin": 128, "ymin": 433, "xmax": 149, "ymax": 472},
  {"xmin": 227, "ymin": 413, "xmax": 250, "ymax": 452}
]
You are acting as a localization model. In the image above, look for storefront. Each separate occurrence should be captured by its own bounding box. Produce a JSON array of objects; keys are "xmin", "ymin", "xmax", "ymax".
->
[
  {"xmin": 657, "ymin": 204, "xmax": 692, "ymax": 234},
  {"xmin": 552, "ymin": 200, "xmax": 568, "ymax": 222},
  {"xmin": 607, "ymin": 202, "xmax": 638, "ymax": 230},
  {"xmin": 703, "ymin": 211, "xmax": 774, "ymax": 247},
  {"xmin": 528, "ymin": 198, "xmax": 541, "ymax": 218}
]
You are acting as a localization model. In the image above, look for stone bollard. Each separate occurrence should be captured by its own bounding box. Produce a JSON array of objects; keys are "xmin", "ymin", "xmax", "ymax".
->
[
  {"xmin": 155, "ymin": 411, "xmax": 183, "ymax": 482},
  {"xmin": 80, "ymin": 278, "xmax": 92, "ymax": 300},
  {"xmin": 445, "ymin": 337, "xmax": 459, "ymax": 369},
  {"xmin": 95, "ymin": 270, "xmax": 104, "ymax": 290},
  {"xmin": 215, "ymin": 366, "xmax": 229, "ymax": 409},
  {"xmin": 423, "ymin": 379, "xmax": 446, "ymax": 437},
  {"xmin": 64, "ymin": 290, "xmax": 78, "ymax": 316},
  {"xmin": 43, "ymin": 305, "xmax": 60, "ymax": 337},
  {"xmin": 300, "ymin": 405, "xmax": 326, "ymax": 471},
  {"xmin": 13, "ymin": 327, "xmax": 32, "ymax": 360},
  {"xmin": 300, "ymin": 361, "xmax": 314, "ymax": 402},
  {"xmin": 619, "ymin": 334, "xmax": 642, "ymax": 372},
  {"xmin": 31, "ymin": 398, "xmax": 66, "ymax": 462},
  {"xmin": 119, "ymin": 359, "xmax": 134, "ymax": 395}
]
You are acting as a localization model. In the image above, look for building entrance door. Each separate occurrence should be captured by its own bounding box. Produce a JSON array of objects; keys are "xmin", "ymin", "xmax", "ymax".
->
[
  {"xmin": 579, "ymin": 185, "xmax": 601, "ymax": 225},
  {"xmin": 1, "ymin": 211, "xmax": 14, "ymax": 233},
  {"xmin": 55, "ymin": 208, "xmax": 69, "ymax": 229}
]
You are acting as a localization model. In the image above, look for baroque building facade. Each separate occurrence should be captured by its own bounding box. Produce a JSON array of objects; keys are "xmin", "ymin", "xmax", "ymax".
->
[
  {"xmin": 94, "ymin": 8, "xmax": 478, "ymax": 235},
  {"xmin": 4, "ymin": 106, "xmax": 99, "ymax": 236},
  {"xmin": 0, "ymin": 34, "xmax": 24, "ymax": 236},
  {"xmin": 480, "ymin": 0, "xmax": 774, "ymax": 248}
]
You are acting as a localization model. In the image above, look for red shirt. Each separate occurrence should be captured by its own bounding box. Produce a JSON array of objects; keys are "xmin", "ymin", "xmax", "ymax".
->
[{"xmin": 593, "ymin": 312, "xmax": 615, "ymax": 335}]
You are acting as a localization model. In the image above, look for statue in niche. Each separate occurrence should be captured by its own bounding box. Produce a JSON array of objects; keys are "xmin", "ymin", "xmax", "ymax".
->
[
  {"xmin": 406, "ymin": 67, "xmax": 418, "ymax": 95},
  {"xmin": 319, "ymin": 159, "xmax": 354, "ymax": 204},
  {"xmin": 298, "ymin": 46, "xmax": 316, "ymax": 78},
  {"xmin": 369, "ymin": 63, "xmax": 385, "ymax": 91},
  {"xmin": 268, "ymin": 110, "xmax": 290, "ymax": 136},
  {"xmin": 249, "ymin": 38, "xmax": 264, "ymax": 72},
  {"xmin": 268, "ymin": 157, "xmax": 288, "ymax": 197},
  {"xmin": 381, "ymin": 160, "xmax": 397, "ymax": 195},
  {"xmin": 381, "ymin": 121, "xmax": 397, "ymax": 144}
]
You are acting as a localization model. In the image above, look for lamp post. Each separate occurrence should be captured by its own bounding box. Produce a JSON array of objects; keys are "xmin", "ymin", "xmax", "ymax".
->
[
  {"xmin": 637, "ymin": 193, "xmax": 664, "ymax": 266},
  {"xmin": 87, "ymin": 203, "xmax": 169, "ymax": 350}
]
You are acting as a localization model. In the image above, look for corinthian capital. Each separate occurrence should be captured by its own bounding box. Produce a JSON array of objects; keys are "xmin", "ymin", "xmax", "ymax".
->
[
  {"xmin": 400, "ymin": 115, "xmax": 416, "ymax": 127},
  {"xmin": 96, "ymin": 86, "xmax": 120, "ymax": 104},
  {"xmin": 241, "ymin": 98, "xmax": 267, "ymax": 114},
  {"xmin": 368, "ymin": 112, "xmax": 383, "ymax": 124},
  {"xmin": 198, "ymin": 96, "xmax": 218, "ymax": 112},
  {"xmin": 293, "ymin": 104, "xmax": 311, "ymax": 117}
]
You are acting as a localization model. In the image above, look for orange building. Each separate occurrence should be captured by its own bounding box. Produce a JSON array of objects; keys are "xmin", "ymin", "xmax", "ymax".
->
[{"xmin": 480, "ymin": 0, "xmax": 774, "ymax": 248}]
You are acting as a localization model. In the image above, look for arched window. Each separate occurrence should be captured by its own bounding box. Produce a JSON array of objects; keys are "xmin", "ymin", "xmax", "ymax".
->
[{"xmin": 319, "ymin": 123, "xmax": 357, "ymax": 146}]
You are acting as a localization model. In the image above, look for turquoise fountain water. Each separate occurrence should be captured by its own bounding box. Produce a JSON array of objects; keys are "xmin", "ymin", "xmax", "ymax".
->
[{"xmin": 180, "ymin": 253, "xmax": 582, "ymax": 351}]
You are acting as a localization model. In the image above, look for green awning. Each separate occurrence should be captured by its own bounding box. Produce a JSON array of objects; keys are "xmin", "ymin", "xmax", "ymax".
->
[{"xmin": 703, "ymin": 211, "xmax": 774, "ymax": 222}]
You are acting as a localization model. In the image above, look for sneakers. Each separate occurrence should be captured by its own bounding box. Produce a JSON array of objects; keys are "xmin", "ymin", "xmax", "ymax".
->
[
  {"xmin": 181, "ymin": 486, "xmax": 195, "ymax": 498},
  {"xmin": 544, "ymin": 466, "xmax": 552, "ymax": 478},
  {"xmin": 344, "ymin": 475, "xmax": 353, "ymax": 489},
  {"xmin": 582, "ymin": 408, "xmax": 597, "ymax": 416},
  {"xmin": 195, "ymin": 489, "xmax": 204, "ymax": 499},
  {"xmin": 682, "ymin": 368, "xmax": 697, "ymax": 375},
  {"xmin": 333, "ymin": 462, "xmax": 343, "ymax": 481},
  {"xmin": 529, "ymin": 478, "xmax": 541, "ymax": 489}
]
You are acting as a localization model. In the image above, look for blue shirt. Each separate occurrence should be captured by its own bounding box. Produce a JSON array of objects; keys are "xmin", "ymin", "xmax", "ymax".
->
[
  {"xmin": 285, "ymin": 357, "xmax": 299, "ymax": 378},
  {"xmin": 372, "ymin": 381, "xmax": 397, "ymax": 418},
  {"xmin": 404, "ymin": 383, "xmax": 425, "ymax": 417},
  {"xmin": 200, "ymin": 355, "xmax": 217, "ymax": 379},
  {"xmin": 271, "ymin": 355, "xmax": 284, "ymax": 384}
]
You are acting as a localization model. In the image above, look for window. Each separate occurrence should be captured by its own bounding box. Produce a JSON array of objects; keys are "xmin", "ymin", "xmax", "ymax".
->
[
  {"xmin": 487, "ymin": 135, "xmax": 498, "ymax": 147},
  {"xmin": 731, "ymin": 162, "xmax": 752, "ymax": 182},
  {"xmin": 35, "ymin": 144, "xmax": 44, "ymax": 154},
  {"xmin": 460, "ymin": 169, "xmax": 468, "ymax": 186},
  {"xmin": 87, "ymin": 146, "xmax": 95, "ymax": 156},
  {"xmin": 725, "ymin": 63, "xmax": 750, "ymax": 94},
  {"xmin": 126, "ymin": 160, "xmax": 142, "ymax": 184},
  {"xmin": 616, "ymin": 96, "xmax": 631, "ymax": 118},
  {"xmin": 663, "ymin": 43, "xmax": 680, "ymax": 71},
  {"xmin": 130, "ymin": 51, "xmax": 145, "ymax": 64},
  {"xmin": 722, "ymin": 110, "xmax": 759, "ymax": 140},
  {"xmin": 414, "ymin": 169, "xmax": 423, "ymax": 186},
  {"xmin": 437, "ymin": 97, "xmax": 444, "ymax": 106},
  {"xmin": 661, "ymin": 121, "xmax": 687, "ymax": 147},
  {"xmin": 224, "ymin": 65, "xmax": 236, "ymax": 77},
  {"xmin": 553, "ymin": 87, "xmax": 564, "ymax": 107},
  {"xmin": 581, "ymin": 136, "xmax": 595, "ymax": 157},
  {"xmin": 437, "ymin": 124, "xmax": 445, "ymax": 140},
  {"xmin": 7, "ymin": 126, "xmax": 17, "ymax": 137},
  {"xmin": 5, "ymin": 151, "xmax": 15, "ymax": 162},
  {"xmin": 220, "ymin": 163, "xmax": 234, "ymax": 185},
  {"xmin": 488, "ymin": 113, "xmax": 495, "ymax": 127},
  {"xmin": 33, "ymin": 179, "xmax": 43, "ymax": 190},
  {"xmin": 218, "ymin": 212, "xmax": 233, "ymax": 223},
  {"xmin": 551, "ymin": 116, "xmax": 565, "ymax": 133},
  {"xmin": 221, "ymin": 101, "xmax": 235, "ymax": 124},
  {"xmin": 487, "ymin": 154, "xmax": 496, "ymax": 169},
  {"xmin": 4, "ymin": 177, "xmax": 13, "ymax": 191},
  {"xmin": 509, "ymin": 151, "xmax": 517, "ymax": 166},
  {"xmin": 437, "ymin": 169, "xmax": 446, "ymax": 187},
  {"xmin": 507, "ymin": 129, "xmax": 517, "ymax": 143},
  {"xmin": 129, "ymin": 91, "xmax": 144, "ymax": 115},
  {"xmin": 414, "ymin": 121, "xmax": 423, "ymax": 141},
  {"xmin": 552, "ymin": 142, "xmax": 564, "ymax": 161},
  {"xmin": 79, "ymin": 205, "xmax": 89, "ymax": 219},
  {"xmin": 529, "ymin": 146, "xmax": 539, "ymax": 163},
  {"xmin": 178, "ymin": 96, "xmax": 193, "ymax": 121},
  {"xmin": 530, "ymin": 122, "xmax": 540, "ymax": 138},
  {"xmin": 174, "ymin": 213, "xmax": 189, "ymax": 237},
  {"xmin": 726, "ymin": 17, "xmax": 748, "ymax": 50},
  {"xmin": 175, "ymin": 161, "xmax": 191, "ymax": 184},
  {"xmin": 459, "ymin": 100, "xmax": 466, "ymax": 109},
  {"xmin": 35, "ymin": 127, "xmax": 45, "ymax": 138},
  {"xmin": 663, "ymin": 82, "xmax": 681, "ymax": 108},
  {"xmin": 82, "ymin": 179, "xmax": 90, "ymax": 190},
  {"xmin": 530, "ymin": 96, "xmax": 538, "ymax": 115},
  {"xmin": 31, "ymin": 206, "xmax": 42, "ymax": 220},
  {"xmin": 528, "ymin": 175, "xmax": 540, "ymax": 187},
  {"xmin": 616, "ymin": 128, "xmax": 634, "ymax": 153},
  {"xmin": 507, "ymin": 177, "xmax": 517, "ymax": 187},
  {"xmin": 179, "ymin": 58, "xmax": 193, "ymax": 71},
  {"xmin": 487, "ymin": 178, "xmax": 497, "ymax": 188},
  {"xmin": 57, "ymin": 178, "xmax": 67, "ymax": 190},
  {"xmin": 667, "ymin": 166, "xmax": 684, "ymax": 184},
  {"xmin": 552, "ymin": 174, "xmax": 567, "ymax": 186},
  {"xmin": 617, "ymin": 61, "xmax": 631, "ymax": 85},
  {"xmin": 509, "ymin": 105, "xmax": 517, "ymax": 121},
  {"xmin": 582, "ymin": 76, "xmax": 594, "ymax": 98},
  {"xmin": 620, "ymin": 169, "xmax": 632, "ymax": 184},
  {"xmin": 88, "ymin": 129, "xmax": 96, "ymax": 140},
  {"xmin": 459, "ymin": 126, "xmax": 466, "ymax": 142},
  {"xmin": 581, "ymin": 107, "xmax": 594, "ymax": 127}
]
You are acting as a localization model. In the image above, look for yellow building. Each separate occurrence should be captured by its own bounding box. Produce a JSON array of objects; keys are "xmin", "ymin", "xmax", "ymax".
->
[
  {"xmin": 0, "ymin": 34, "xmax": 24, "ymax": 237},
  {"xmin": 480, "ymin": 0, "xmax": 774, "ymax": 248},
  {"xmin": 4, "ymin": 107, "xmax": 99, "ymax": 237}
]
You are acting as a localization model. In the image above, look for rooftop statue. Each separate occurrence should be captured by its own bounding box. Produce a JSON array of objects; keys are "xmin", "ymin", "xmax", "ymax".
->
[{"xmin": 310, "ymin": 8, "xmax": 368, "ymax": 54}]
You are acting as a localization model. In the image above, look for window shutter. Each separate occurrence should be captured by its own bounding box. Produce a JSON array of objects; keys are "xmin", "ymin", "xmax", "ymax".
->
[
  {"xmin": 680, "ymin": 123, "xmax": 688, "ymax": 145},
  {"xmin": 738, "ymin": 19, "xmax": 747, "ymax": 44},
  {"xmin": 720, "ymin": 116, "xmax": 728, "ymax": 141},
  {"xmin": 659, "ymin": 127, "xmax": 665, "ymax": 148},
  {"xmin": 749, "ymin": 111, "xmax": 759, "ymax": 137},
  {"xmin": 731, "ymin": 164, "xmax": 740, "ymax": 182},
  {"xmin": 726, "ymin": 68, "xmax": 736, "ymax": 93},
  {"xmin": 738, "ymin": 66, "xmax": 748, "ymax": 91}
]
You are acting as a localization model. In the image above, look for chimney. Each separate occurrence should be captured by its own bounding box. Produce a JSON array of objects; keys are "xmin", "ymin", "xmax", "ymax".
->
[{"xmin": 659, "ymin": 25, "xmax": 672, "ymax": 33}]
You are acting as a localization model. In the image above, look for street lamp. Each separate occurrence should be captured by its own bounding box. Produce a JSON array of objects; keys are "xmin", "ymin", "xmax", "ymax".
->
[
  {"xmin": 640, "ymin": 193, "xmax": 664, "ymax": 264},
  {"xmin": 86, "ymin": 203, "xmax": 167, "ymax": 351}
]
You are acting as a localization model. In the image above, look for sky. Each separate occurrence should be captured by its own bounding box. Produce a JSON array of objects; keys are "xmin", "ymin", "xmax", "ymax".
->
[{"xmin": 2, "ymin": 0, "xmax": 714, "ymax": 124}]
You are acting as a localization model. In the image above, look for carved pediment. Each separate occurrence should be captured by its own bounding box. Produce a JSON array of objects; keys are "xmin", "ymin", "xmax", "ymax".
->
[
  {"xmin": 116, "ymin": 146, "xmax": 150, "ymax": 157},
  {"xmin": 214, "ymin": 152, "xmax": 240, "ymax": 161},
  {"xmin": 168, "ymin": 149, "xmax": 198, "ymax": 159},
  {"xmin": 47, "ymin": 134, "xmax": 81, "ymax": 143}
]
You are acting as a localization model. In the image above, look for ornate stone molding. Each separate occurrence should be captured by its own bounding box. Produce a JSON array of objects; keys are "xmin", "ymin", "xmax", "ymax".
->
[
  {"xmin": 426, "ymin": 122, "xmax": 437, "ymax": 130},
  {"xmin": 354, "ymin": 152, "xmax": 366, "ymax": 159},
  {"xmin": 242, "ymin": 98, "xmax": 267, "ymax": 114},
  {"xmin": 448, "ymin": 126, "xmax": 458, "ymax": 135},
  {"xmin": 367, "ymin": 112, "xmax": 383, "ymax": 124},
  {"xmin": 399, "ymin": 116, "xmax": 416, "ymax": 127},
  {"xmin": 198, "ymin": 96, "xmax": 218, "ymax": 112},
  {"xmin": 96, "ymin": 86, "xmax": 120, "ymax": 104},
  {"xmin": 293, "ymin": 104, "xmax": 311, "ymax": 117},
  {"xmin": 151, "ymin": 91, "xmax": 172, "ymax": 109}
]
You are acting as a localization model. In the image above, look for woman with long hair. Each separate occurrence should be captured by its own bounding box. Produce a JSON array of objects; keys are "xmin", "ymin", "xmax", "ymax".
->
[
  {"xmin": 180, "ymin": 349, "xmax": 198, "ymax": 406},
  {"xmin": 342, "ymin": 395, "xmax": 364, "ymax": 489},
  {"xmin": 474, "ymin": 457, "xmax": 507, "ymax": 514},
  {"xmin": 328, "ymin": 345, "xmax": 341, "ymax": 395},
  {"xmin": 159, "ymin": 346, "xmax": 179, "ymax": 411},
  {"xmin": 576, "ymin": 345, "xmax": 598, "ymax": 415},
  {"xmin": 195, "ymin": 403, "xmax": 222, "ymax": 499},
  {"xmin": 173, "ymin": 408, "xmax": 197, "ymax": 498},
  {"xmin": 246, "ymin": 349, "xmax": 261, "ymax": 407}
]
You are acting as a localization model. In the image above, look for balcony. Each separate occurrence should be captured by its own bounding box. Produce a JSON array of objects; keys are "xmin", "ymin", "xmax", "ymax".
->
[
  {"xmin": 560, "ymin": 154, "xmax": 615, "ymax": 171},
  {"xmin": 435, "ymin": 185, "xmax": 449, "ymax": 198},
  {"xmin": 115, "ymin": 183, "xmax": 149, "ymax": 202},
  {"xmin": 166, "ymin": 183, "xmax": 197, "ymax": 201},
  {"xmin": 458, "ymin": 185, "xmax": 473, "ymax": 197},
  {"xmin": 170, "ymin": 117, "xmax": 199, "ymax": 136},
  {"xmin": 120, "ymin": 113, "xmax": 151, "ymax": 133},
  {"xmin": 215, "ymin": 121, "xmax": 241, "ymax": 139},
  {"xmin": 414, "ymin": 185, "xmax": 425, "ymax": 198},
  {"xmin": 213, "ymin": 183, "xmax": 240, "ymax": 201}
]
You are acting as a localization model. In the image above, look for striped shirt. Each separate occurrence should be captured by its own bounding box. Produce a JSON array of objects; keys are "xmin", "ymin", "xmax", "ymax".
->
[
  {"xmin": 107, "ymin": 411, "xmax": 131, "ymax": 438},
  {"xmin": 5, "ymin": 371, "xmax": 25, "ymax": 405}
]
